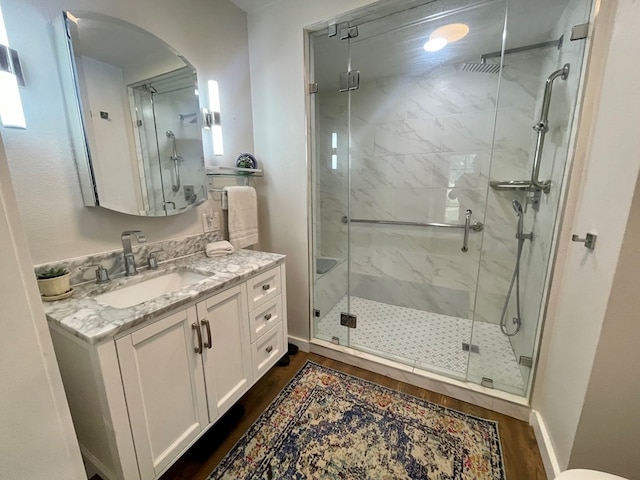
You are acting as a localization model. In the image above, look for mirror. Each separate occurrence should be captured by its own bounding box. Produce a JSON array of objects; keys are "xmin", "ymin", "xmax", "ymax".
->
[{"xmin": 64, "ymin": 11, "xmax": 207, "ymax": 216}]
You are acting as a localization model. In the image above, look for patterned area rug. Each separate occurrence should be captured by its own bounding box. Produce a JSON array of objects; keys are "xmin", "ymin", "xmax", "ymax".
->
[{"xmin": 208, "ymin": 361, "xmax": 505, "ymax": 479}]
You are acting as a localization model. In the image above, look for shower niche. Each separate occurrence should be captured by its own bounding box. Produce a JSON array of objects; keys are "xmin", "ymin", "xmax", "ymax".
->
[
  {"xmin": 308, "ymin": 0, "xmax": 592, "ymax": 398},
  {"xmin": 62, "ymin": 11, "xmax": 207, "ymax": 216}
]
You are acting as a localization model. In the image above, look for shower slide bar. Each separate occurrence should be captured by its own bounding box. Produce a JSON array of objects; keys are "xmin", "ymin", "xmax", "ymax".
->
[
  {"xmin": 530, "ymin": 63, "xmax": 570, "ymax": 193},
  {"xmin": 490, "ymin": 63, "xmax": 571, "ymax": 195}
]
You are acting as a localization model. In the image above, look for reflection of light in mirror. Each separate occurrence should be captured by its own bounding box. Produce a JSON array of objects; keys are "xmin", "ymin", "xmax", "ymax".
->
[
  {"xmin": 194, "ymin": 88, "xmax": 199, "ymax": 96},
  {"xmin": 423, "ymin": 37, "xmax": 447, "ymax": 52},
  {"xmin": 331, "ymin": 132, "xmax": 337, "ymax": 170},
  {"xmin": 0, "ymin": 5, "xmax": 25, "ymax": 129},
  {"xmin": 208, "ymin": 80, "xmax": 223, "ymax": 155}
]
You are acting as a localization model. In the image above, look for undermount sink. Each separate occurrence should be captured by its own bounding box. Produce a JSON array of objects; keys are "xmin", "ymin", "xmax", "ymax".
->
[{"xmin": 94, "ymin": 270, "xmax": 210, "ymax": 308}]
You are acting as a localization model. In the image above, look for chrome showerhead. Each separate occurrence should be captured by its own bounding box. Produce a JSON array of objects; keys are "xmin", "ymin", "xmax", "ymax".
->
[
  {"xmin": 512, "ymin": 199, "xmax": 524, "ymax": 216},
  {"xmin": 166, "ymin": 130, "xmax": 175, "ymax": 138},
  {"xmin": 460, "ymin": 58, "xmax": 502, "ymax": 74}
]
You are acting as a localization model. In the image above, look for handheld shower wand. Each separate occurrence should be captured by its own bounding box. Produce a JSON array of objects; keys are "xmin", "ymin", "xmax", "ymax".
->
[{"xmin": 499, "ymin": 199, "xmax": 532, "ymax": 337}]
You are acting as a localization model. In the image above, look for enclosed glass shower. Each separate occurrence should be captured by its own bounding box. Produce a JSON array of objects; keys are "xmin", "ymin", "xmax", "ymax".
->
[{"xmin": 309, "ymin": 0, "xmax": 592, "ymax": 397}]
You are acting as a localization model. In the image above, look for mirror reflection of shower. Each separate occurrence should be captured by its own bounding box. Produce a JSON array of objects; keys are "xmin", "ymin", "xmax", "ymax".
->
[
  {"xmin": 499, "ymin": 199, "xmax": 533, "ymax": 337},
  {"xmin": 166, "ymin": 130, "xmax": 183, "ymax": 192}
]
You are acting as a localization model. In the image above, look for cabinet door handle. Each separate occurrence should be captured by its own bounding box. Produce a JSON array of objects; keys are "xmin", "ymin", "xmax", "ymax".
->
[
  {"xmin": 202, "ymin": 319, "xmax": 212, "ymax": 349},
  {"xmin": 262, "ymin": 284, "xmax": 270, "ymax": 291},
  {"xmin": 192, "ymin": 322, "xmax": 203, "ymax": 354},
  {"xmin": 265, "ymin": 345, "xmax": 273, "ymax": 353},
  {"xmin": 264, "ymin": 313, "xmax": 272, "ymax": 321}
]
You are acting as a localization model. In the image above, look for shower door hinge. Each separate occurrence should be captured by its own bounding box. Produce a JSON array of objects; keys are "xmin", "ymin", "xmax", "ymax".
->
[
  {"xmin": 309, "ymin": 83, "xmax": 318, "ymax": 94},
  {"xmin": 136, "ymin": 119, "xmax": 143, "ymax": 127},
  {"xmin": 519, "ymin": 356, "xmax": 533, "ymax": 368},
  {"xmin": 340, "ymin": 26, "xmax": 358, "ymax": 40},
  {"xmin": 570, "ymin": 23, "xmax": 589, "ymax": 41},
  {"xmin": 328, "ymin": 22, "xmax": 337, "ymax": 37},
  {"xmin": 462, "ymin": 342, "xmax": 480, "ymax": 354},
  {"xmin": 314, "ymin": 309, "xmax": 320, "ymax": 317},
  {"xmin": 339, "ymin": 71, "xmax": 360, "ymax": 92},
  {"xmin": 481, "ymin": 377, "xmax": 494, "ymax": 389},
  {"xmin": 340, "ymin": 312, "xmax": 357, "ymax": 328}
]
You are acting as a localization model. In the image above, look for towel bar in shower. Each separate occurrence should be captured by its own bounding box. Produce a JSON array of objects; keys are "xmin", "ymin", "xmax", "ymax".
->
[{"xmin": 341, "ymin": 216, "xmax": 484, "ymax": 232}]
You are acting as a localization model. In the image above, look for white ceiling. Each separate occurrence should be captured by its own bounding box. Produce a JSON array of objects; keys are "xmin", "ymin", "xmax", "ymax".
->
[{"xmin": 229, "ymin": 0, "xmax": 280, "ymax": 14}]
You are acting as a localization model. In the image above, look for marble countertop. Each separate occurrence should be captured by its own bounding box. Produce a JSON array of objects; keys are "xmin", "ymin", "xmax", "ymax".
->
[{"xmin": 43, "ymin": 249, "xmax": 286, "ymax": 345}]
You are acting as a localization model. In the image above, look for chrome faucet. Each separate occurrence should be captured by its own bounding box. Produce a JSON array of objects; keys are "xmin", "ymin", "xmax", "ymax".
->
[{"xmin": 121, "ymin": 230, "xmax": 147, "ymax": 276}]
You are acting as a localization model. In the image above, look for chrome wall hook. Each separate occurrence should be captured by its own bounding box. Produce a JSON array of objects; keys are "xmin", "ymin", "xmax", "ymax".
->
[{"xmin": 571, "ymin": 232, "xmax": 597, "ymax": 251}]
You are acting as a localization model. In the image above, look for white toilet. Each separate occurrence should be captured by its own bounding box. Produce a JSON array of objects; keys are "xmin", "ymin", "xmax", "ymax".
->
[{"xmin": 555, "ymin": 470, "xmax": 628, "ymax": 480}]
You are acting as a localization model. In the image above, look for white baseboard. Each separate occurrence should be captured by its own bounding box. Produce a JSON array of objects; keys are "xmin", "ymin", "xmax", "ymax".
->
[
  {"xmin": 288, "ymin": 335, "xmax": 310, "ymax": 353},
  {"xmin": 530, "ymin": 409, "xmax": 561, "ymax": 479}
]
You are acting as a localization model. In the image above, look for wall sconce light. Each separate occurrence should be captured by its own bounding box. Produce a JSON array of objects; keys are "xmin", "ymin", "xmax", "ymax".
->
[
  {"xmin": 204, "ymin": 80, "xmax": 223, "ymax": 156},
  {"xmin": 0, "ymin": 5, "xmax": 26, "ymax": 129}
]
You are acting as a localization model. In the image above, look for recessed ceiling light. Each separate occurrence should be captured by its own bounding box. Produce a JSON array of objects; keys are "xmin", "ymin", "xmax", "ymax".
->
[
  {"xmin": 431, "ymin": 23, "xmax": 470, "ymax": 43},
  {"xmin": 423, "ymin": 37, "xmax": 448, "ymax": 52}
]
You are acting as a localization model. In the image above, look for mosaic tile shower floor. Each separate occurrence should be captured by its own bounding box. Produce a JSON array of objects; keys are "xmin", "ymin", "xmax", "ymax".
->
[{"xmin": 316, "ymin": 296, "xmax": 526, "ymax": 394}]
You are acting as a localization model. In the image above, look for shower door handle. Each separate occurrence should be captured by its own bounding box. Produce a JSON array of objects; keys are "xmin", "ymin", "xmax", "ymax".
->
[{"xmin": 461, "ymin": 209, "xmax": 472, "ymax": 253}]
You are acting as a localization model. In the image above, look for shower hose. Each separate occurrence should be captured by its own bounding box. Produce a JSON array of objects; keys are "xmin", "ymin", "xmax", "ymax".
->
[{"xmin": 500, "ymin": 211, "xmax": 526, "ymax": 337}]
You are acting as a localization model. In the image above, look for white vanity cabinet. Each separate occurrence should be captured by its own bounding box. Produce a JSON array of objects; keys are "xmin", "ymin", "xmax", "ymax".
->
[
  {"xmin": 48, "ymin": 263, "xmax": 287, "ymax": 480},
  {"xmin": 117, "ymin": 283, "xmax": 254, "ymax": 479}
]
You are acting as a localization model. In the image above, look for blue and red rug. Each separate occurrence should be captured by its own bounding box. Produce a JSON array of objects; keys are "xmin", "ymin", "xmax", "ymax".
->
[{"xmin": 208, "ymin": 361, "xmax": 505, "ymax": 479}]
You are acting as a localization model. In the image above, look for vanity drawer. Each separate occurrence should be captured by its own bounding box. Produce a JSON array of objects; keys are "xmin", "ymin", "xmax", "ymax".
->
[
  {"xmin": 249, "ymin": 295, "xmax": 282, "ymax": 343},
  {"xmin": 246, "ymin": 266, "xmax": 281, "ymax": 310},
  {"xmin": 251, "ymin": 322, "xmax": 283, "ymax": 379}
]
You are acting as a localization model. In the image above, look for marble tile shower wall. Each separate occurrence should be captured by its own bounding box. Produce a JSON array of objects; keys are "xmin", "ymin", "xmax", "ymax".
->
[
  {"xmin": 509, "ymin": 0, "xmax": 589, "ymax": 378},
  {"xmin": 316, "ymin": 51, "xmax": 549, "ymax": 322}
]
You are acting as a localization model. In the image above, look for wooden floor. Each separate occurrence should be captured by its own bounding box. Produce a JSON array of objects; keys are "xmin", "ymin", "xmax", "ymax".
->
[{"xmin": 159, "ymin": 352, "xmax": 546, "ymax": 480}]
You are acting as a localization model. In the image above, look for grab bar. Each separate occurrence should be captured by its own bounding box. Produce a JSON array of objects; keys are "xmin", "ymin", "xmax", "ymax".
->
[
  {"xmin": 461, "ymin": 209, "xmax": 472, "ymax": 252},
  {"xmin": 531, "ymin": 63, "xmax": 570, "ymax": 193},
  {"xmin": 341, "ymin": 216, "xmax": 484, "ymax": 232}
]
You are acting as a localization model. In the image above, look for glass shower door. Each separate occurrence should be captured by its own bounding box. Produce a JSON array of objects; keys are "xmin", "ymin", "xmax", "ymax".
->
[
  {"xmin": 345, "ymin": 1, "xmax": 507, "ymax": 378},
  {"xmin": 310, "ymin": 26, "xmax": 352, "ymax": 348},
  {"xmin": 466, "ymin": 0, "xmax": 593, "ymax": 396}
]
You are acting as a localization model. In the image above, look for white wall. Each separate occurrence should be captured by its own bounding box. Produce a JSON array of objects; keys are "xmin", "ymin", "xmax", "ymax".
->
[
  {"xmin": 568, "ymin": 175, "xmax": 640, "ymax": 478},
  {"xmin": 0, "ymin": 134, "xmax": 85, "ymax": 479},
  {"xmin": 81, "ymin": 56, "xmax": 142, "ymax": 213},
  {"xmin": 1, "ymin": 0, "xmax": 253, "ymax": 264},
  {"xmin": 531, "ymin": 0, "xmax": 640, "ymax": 471}
]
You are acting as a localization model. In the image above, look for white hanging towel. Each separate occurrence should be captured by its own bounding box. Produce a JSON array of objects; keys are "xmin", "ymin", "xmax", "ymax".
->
[{"xmin": 224, "ymin": 186, "xmax": 259, "ymax": 249}]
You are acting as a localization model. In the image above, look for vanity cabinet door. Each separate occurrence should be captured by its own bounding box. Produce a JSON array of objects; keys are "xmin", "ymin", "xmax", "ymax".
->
[
  {"xmin": 116, "ymin": 306, "xmax": 209, "ymax": 480},
  {"xmin": 197, "ymin": 284, "xmax": 253, "ymax": 420}
]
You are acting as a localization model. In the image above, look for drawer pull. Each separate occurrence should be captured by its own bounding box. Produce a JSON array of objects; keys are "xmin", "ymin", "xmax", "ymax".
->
[
  {"xmin": 265, "ymin": 345, "xmax": 273, "ymax": 353},
  {"xmin": 192, "ymin": 323, "xmax": 203, "ymax": 354},
  {"xmin": 264, "ymin": 313, "xmax": 272, "ymax": 321},
  {"xmin": 262, "ymin": 284, "xmax": 270, "ymax": 291}
]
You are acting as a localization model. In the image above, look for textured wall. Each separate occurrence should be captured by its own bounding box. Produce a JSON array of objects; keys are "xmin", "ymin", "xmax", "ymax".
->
[{"xmin": 1, "ymin": 0, "xmax": 253, "ymax": 264}]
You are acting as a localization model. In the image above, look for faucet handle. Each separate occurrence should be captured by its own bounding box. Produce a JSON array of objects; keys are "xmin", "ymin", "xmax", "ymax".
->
[
  {"xmin": 147, "ymin": 250, "xmax": 165, "ymax": 270},
  {"xmin": 121, "ymin": 230, "xmax": 147, "ymax": 243},
  {"xmin": 79, "ymin": 264, "xmax": 110, "ymax": 284}
]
